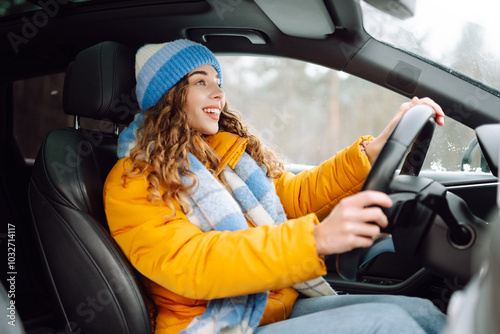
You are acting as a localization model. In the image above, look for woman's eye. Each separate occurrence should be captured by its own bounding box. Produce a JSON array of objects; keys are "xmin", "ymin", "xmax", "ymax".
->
[{"xmin": 196, "ymin": 80, "xmax": 206, "ymax": 86}]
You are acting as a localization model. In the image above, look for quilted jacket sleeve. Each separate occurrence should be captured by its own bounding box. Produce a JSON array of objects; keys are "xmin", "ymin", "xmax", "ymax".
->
[
  {"xmin": 275, "ymin": 136, "xmax": 373, "ymax": 221},
  {"xmin": 103, "ymin": 158, "xmax": 326, "ymax": 301}
]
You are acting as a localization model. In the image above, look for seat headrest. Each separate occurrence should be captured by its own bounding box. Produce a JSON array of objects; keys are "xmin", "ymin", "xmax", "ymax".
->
[{"xmin": 63, "ymin": 41, "xmax": 138, "ymax": 124}]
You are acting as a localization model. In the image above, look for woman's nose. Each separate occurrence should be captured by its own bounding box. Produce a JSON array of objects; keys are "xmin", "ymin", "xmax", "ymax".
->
[{"xmin": 211, "ymin": 84, "xmax": 225, "ymax": 100}]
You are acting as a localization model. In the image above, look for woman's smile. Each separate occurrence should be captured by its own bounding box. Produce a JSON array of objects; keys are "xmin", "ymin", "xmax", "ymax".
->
[{"xmin": 202, "ymin": 105, "xmax": 221, "ymax": 121}]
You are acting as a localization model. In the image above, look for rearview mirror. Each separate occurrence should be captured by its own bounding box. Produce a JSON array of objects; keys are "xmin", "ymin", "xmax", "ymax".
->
[{"xmin": 363, "ymin": 0, "xmax": 416, "ymax": 19}]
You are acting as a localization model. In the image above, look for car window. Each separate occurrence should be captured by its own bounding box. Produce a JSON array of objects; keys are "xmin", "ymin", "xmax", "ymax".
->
[
  {"xmin": 13, "ymin": 58, "xmax": 486, "ymax": 174},
  {"xmin": 13, "ymin": 73, "xmax": 114, "ymax": 163},
  {"xmin": 218, "ymin": 56, "xmax": 486, "ymax": 174},
  {"xmin": 13, "ymin": 73, "xmax": 70, "ymax": 163}
]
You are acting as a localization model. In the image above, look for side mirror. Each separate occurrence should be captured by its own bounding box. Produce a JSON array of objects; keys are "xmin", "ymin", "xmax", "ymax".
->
[
  {"xmin": 476, "ymin": 124, "xmax": 499, "ymax": 177},
  {"xmin": 461, "ymin": 137, "xmax": 491, "ymax": 174}
]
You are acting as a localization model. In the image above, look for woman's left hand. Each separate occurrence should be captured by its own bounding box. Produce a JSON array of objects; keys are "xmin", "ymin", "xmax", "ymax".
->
[{"xmin": 364, "ymin": 96, "xmax": 445, "ymax": 165}]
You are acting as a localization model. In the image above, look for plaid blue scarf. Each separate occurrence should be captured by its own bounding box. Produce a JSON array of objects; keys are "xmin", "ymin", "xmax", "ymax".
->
[{"xmin": 180, "ymin": 153, "xmax": 284, "ymax": 333}]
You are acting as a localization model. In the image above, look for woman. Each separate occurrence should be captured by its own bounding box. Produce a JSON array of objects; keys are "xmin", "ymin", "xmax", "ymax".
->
[{"xmin": 104, "ymin": 39, "xmax": 447, "ymax": 334}]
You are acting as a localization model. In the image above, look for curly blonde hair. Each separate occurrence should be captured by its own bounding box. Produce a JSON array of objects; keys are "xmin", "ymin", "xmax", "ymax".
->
[{"xmin": 122, "ymin": 76, "xmax": 285, "ymax": 213}]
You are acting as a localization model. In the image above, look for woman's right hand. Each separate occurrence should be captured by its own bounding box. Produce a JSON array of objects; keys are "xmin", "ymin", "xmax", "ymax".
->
[
  {"xmin": 364, "ymin": 97, "xmax": 445, "ymax": 165},
  {"xmin": 313, "ymin": 191, "xmax": 393, "ymax": 256}
]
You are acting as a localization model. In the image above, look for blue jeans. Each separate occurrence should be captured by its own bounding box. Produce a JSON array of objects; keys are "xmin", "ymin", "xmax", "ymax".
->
[{"xmin": 255, "ymin": 294, "xmax": 446, "ymax": 334}]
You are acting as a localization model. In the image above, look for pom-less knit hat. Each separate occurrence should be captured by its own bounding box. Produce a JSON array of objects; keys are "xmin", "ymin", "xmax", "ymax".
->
[
  {"xmin": 117, "ymin": 39, "xmax": 222, "ymax": 158},
  {"xmin": 135, "ymin": 39, "xmax": 223, "ymax": 111}
]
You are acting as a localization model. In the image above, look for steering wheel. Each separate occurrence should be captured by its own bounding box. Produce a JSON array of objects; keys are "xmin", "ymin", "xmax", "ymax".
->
[{"xmin": 336, "ymin": 105, "xmax": 436, "ymax": 281}]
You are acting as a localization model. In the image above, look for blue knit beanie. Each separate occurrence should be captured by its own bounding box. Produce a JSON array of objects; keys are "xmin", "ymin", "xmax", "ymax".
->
[
  {"xmin": 135, "ymin": 39, "xmax": 223, "ymax": 111},
  {"xmin": 118, "ymin": 40, "xmax": 222, "ymax": 158}
]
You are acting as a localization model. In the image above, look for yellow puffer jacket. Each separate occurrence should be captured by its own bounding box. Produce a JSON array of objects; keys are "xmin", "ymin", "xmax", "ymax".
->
[{"xmin": 103, "ymin": 132, "xmax": 373, "ymax": 333}]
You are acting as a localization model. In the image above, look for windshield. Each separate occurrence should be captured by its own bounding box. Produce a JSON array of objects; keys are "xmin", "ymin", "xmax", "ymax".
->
[{"xmin": 360, "ymin": 0, "xmax": 500, "ymax": 96}]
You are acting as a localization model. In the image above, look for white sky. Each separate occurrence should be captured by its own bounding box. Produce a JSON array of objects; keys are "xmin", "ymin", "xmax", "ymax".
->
[{"xmin": 403, "ymin": 0, "xmax": 500, "ymax": 58}]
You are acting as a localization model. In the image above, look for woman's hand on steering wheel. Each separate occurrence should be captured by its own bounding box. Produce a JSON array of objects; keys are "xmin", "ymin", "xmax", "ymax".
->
[
  {"xmin": 336, "ymin": 98, "xmax": 445, "ymax": 281},
  {"xmin": 313, "ymin": 191, "xmax": 393, "ymax": 256},
  {"xmin": 364, "ymin": 97, "xmax": 445, "ymax": 165}
]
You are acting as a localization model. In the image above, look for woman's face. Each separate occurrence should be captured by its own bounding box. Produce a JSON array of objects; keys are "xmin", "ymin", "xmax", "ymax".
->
[{"xmin": 183, "ymin": 64, "xmax": 225, "ymax": 135}]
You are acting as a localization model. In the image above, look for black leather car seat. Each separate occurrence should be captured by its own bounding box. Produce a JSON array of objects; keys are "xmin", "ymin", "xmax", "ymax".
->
[{"xmin": 28, "ymin": 41, "xmax": 152, "ymax": 334}]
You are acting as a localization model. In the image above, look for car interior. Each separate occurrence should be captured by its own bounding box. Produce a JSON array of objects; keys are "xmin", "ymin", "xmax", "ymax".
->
[{"xmin": 1, "ymin": 0, "xmax": 499, "ymax": 333}]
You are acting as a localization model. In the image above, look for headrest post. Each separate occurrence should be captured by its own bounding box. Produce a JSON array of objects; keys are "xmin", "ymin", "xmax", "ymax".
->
[
  {"xmin": 114, "ymin": 123, "xmax": 119, "ymax": 135},
  {"xmin": 74, "ymin": 115, "xmax": 80, "ymax": 130}
]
